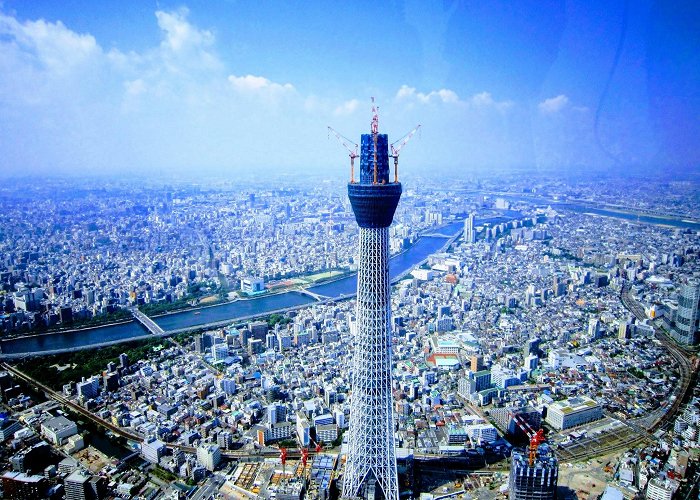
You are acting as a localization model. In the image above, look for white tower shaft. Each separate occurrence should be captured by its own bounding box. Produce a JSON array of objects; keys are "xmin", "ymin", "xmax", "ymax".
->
[{"xmin": 343, "ymin": 226, "xmax": 399, "ymax": 500}]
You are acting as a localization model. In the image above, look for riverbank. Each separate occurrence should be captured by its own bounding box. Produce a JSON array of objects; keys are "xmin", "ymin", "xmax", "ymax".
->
[
  {"xmin": 487, "ymin": 193, "xmax": 700, "ymax": 229},
  {"xmin": 0, "ymin": 319, "xmax": 135, "ymax": 343},
  {"xmin": 0, "ymin": 216, "xmax": 505, "ymax": 357}
]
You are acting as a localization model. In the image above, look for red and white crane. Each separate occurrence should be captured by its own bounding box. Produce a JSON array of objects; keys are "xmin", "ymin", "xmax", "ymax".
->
[
  {"xmin": 280, "ymin": 447, "xmax": 289, "ymax": 483},
  {"xmin": 390, "ymin": 124, "xmax": 421, "ymax": 183},
  {"xmin": 328, "ymin": 126, "xmax": 359, "ymax": 183},
  {"xmin": 510, "ymin": 411, "xmax": 547, "ymax": 466}
]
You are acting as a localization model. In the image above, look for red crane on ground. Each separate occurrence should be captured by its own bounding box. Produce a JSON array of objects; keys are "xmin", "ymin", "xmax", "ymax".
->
[
  {"xmin": 328, "ymin": 126, "xmax": 359, "ymax": 183},
  {"xmin": 280, "ymin": 447, "xmax": 289, "ymax": 483},
  {"xmin": 510, "ymin": 412, "xmax": 547, "ymax": 466},
  {"xmin": 390, "ymin": 124, "xmax": 421, "ymax": 183}
]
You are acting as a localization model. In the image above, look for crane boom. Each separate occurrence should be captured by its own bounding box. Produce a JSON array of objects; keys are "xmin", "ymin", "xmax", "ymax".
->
[
  {"xmin": 328, "ymin": 126, "xmax": 359, "ymax": 183},
  {"xmin": 509, "ymin": 411, "xmax": 547, "ymax": 466},
  {"xmin": 389, "ymin": 124, "xmax": 421, "ymax": 183},
  {"xmin": 390, "ymin": 124, "xmax": 421, "ymax": 157}
]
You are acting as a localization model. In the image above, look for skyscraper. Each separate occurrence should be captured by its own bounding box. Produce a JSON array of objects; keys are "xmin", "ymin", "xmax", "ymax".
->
[
  {"xmin": 673, "ymin": 279, "xmax": 700, "ymax": 345},
  {"xmin": 465, "ymin": 213, "xmax": 476, "ymax": 243},
  {"xmin": 342, "ymin": 103, "xmax": 402, "ymax": 500}
]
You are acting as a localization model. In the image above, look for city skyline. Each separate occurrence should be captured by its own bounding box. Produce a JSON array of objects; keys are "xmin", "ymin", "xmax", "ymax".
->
[
  {"xmin": 0, "ymin": 172, "xmax": 698, "ymax": 498},
  {"xmin": 1, "ymin": 1, "xmax": 699, "ymax": 177}
]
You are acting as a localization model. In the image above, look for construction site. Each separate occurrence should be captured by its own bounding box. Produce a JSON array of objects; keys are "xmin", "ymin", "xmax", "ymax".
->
[{"xmin": 224, "ymin": 451, "xmax": 338, "ymax": 499}]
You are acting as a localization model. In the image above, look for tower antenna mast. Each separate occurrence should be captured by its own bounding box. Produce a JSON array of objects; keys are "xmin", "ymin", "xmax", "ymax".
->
[{"xmin": 371, "ymin": 97, "xmax": 379, "ymax": 184}]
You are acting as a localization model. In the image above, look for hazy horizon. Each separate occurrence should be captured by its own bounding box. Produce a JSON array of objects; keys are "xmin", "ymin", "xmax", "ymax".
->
[{"xmin": 1, "ymin": 1, "xmax": 698, "ymax": 178}]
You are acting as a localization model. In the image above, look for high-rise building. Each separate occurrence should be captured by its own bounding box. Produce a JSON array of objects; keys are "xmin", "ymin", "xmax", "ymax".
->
[
  {"xmin": 64, "ymin": 469, "xmax": 94, "ymax": 500},
  {"xmin": 465, "ymin": 213, "xmax": 476, "ymax": 243},
  {"xmin": 1, "ymin": 471, "xmax": 49, "ymax": 499},
  {"xmin": 196, "ymin": 444, "xmax": 221, "ymax": 472},
  {"xmin": 342, "ymin": 103, "xmax": 403, "ymax": 500},
  {"xmin": 194, "ymin": 333, "xmax": 212, "ymax": 354},
  {"xmin": 509, "ymin": 445, "xmax": 558, "ymax": 500},
  {"xmin": 267, "ymin": 403, "xmax": 287, "ymax": 425},
  {"xmin": 249, "ymin": 320, "xmax": 269, "ymax": 341},
  {"xmin": 588, "ymin": 318, "xmax": 601, "ymax": 340},
  {"xmin": 673, "ymin": 279, "xmax": 700, "ymax": 345},
  {"xmin": 618, "ymin": 319, "xmax": 632, "ymax": 341}
]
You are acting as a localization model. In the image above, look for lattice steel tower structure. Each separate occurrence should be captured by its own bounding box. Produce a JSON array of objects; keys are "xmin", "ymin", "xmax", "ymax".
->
[{"xmin": 341, "ymin": 101, "xmax": 402, "ymax": 500}]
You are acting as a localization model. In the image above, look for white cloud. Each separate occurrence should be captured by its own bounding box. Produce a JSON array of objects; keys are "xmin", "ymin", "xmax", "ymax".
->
[
  {"xmin": 0, "ymin": 12, "xmax": 99, "ymax": 75},
  {"xmin": 538, "ymin": 94, "xmax": 569, "ymax": 114},
  {"xmin": 0, "ymin": 8, "xmax": 539, "ymax": 176},
  {"xmin": 334, "ymin": 99, "xmax": 360, "ymax": 115},
  {"xmin": 396, "ymin": 85, "xmax": 512, "ymax": 112},
  {"xmin": 155, "ymin": 8, "xmax": 213, "ymax": 52},
  {"xmin": 228, "ymin": 74, "xmax": 295, "ymax": 96},
  {"xmin": 124, "ymin": 79, "xmax": 147, "ymax": 96},
  {"xmin": 470, "ymin": 91, "xmax": 513, "ymax": 111},
  {"xmin": 396, "ymin": 84, "xmax": 458, "ymax": 104}
]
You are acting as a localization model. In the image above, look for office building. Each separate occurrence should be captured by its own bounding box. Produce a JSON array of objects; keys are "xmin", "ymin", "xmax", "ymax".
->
[
  {"xmin": 141, "ymin": 437, "xmax": 166, "ymax": 464},
  {"xmin": 197, "ymin": 444, "xmax": 221, "ymax": 471},
  {"xmin": 41, "ymin": 416, "xmax": 78, "ymax": 445},
  {"xmin": 0, "ymin": 418, "xmax": 21, "ymax": 441},
  {"xmin": 76, "ymin": 377, "xmax": 100, "ymax": 400},
  {"xmin": 241, "ymin": 276, "xmax": 265, "ymax": 293},
  {"xmin": 465, "ymin": 213, "xmax": 476, "ymax": 243},
  {"xmin": 673, "ymin": 279, "xmax": 700, "ymax": 345},
  {"xmin": 545, "ymin": 396, "xmax": 602, "ymax": 430}
]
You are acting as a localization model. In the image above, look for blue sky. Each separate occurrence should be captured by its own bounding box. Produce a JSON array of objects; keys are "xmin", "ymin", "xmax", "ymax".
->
[{"xmin": 0, "ymin": 1, "xmax": 698, "ymax": 178}]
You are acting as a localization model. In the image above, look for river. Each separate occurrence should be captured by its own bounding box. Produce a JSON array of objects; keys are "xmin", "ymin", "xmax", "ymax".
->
[
  {"xmin": 5, "ymin": 203, "xmax": 688, "ymax": 356},
  {"xmin": 492, "ymin": 194, "xmax": 700, "ymax": 230},
  {"xmin": 1, "ymin": 222, "xmax": 464, "ymax": 355}
]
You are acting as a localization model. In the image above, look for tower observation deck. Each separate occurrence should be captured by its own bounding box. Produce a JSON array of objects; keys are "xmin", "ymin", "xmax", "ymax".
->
[{"xmin": 342, "ymin": 105, "xmax": 402, "ymax": 500}]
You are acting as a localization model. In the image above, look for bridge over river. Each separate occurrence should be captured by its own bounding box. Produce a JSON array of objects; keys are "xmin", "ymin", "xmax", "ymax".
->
[{"xmin": 129, "ymin": 308, "xmax": 165, "ymax": 335}]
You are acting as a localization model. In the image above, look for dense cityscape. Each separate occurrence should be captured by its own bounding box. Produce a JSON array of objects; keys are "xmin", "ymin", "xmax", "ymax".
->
[
  {"xmin": 1, "ymin": 1, "xmax": 699, "ymax": 498},
  {"xmin": 0, "ymin": 173, "xmax": 698, "ymax": 499}
]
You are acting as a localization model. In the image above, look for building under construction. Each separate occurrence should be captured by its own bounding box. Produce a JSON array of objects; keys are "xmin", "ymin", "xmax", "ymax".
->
[
  {"xmin": 508, "ymin": 444, "xmax": 559, "ymax": 500},
  {"xmin": 330, "ymin": 100, "xmax": 418, "ymax": 500}
]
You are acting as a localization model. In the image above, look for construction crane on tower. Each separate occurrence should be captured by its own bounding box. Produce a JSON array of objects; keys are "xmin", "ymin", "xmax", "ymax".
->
[
  {"xmin": 330, "ymin": 97, "xmax": 420, "ymax": 186},
  {"xmin": 327, "ymin": 126, "xmax": 359, "ymax": 183},
  {"xmin": 390, "ymin": 124, "xmax": 421, "ymax": 183},
  {"xmin": 510, "ymin": 411, "xmax": 547, "ymax": 466}
]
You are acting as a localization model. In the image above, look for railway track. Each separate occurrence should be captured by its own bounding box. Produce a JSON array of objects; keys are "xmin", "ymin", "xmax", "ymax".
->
[{"xmin": 553, "ymin": 287, "xmax": 697, "ymax": 463}]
